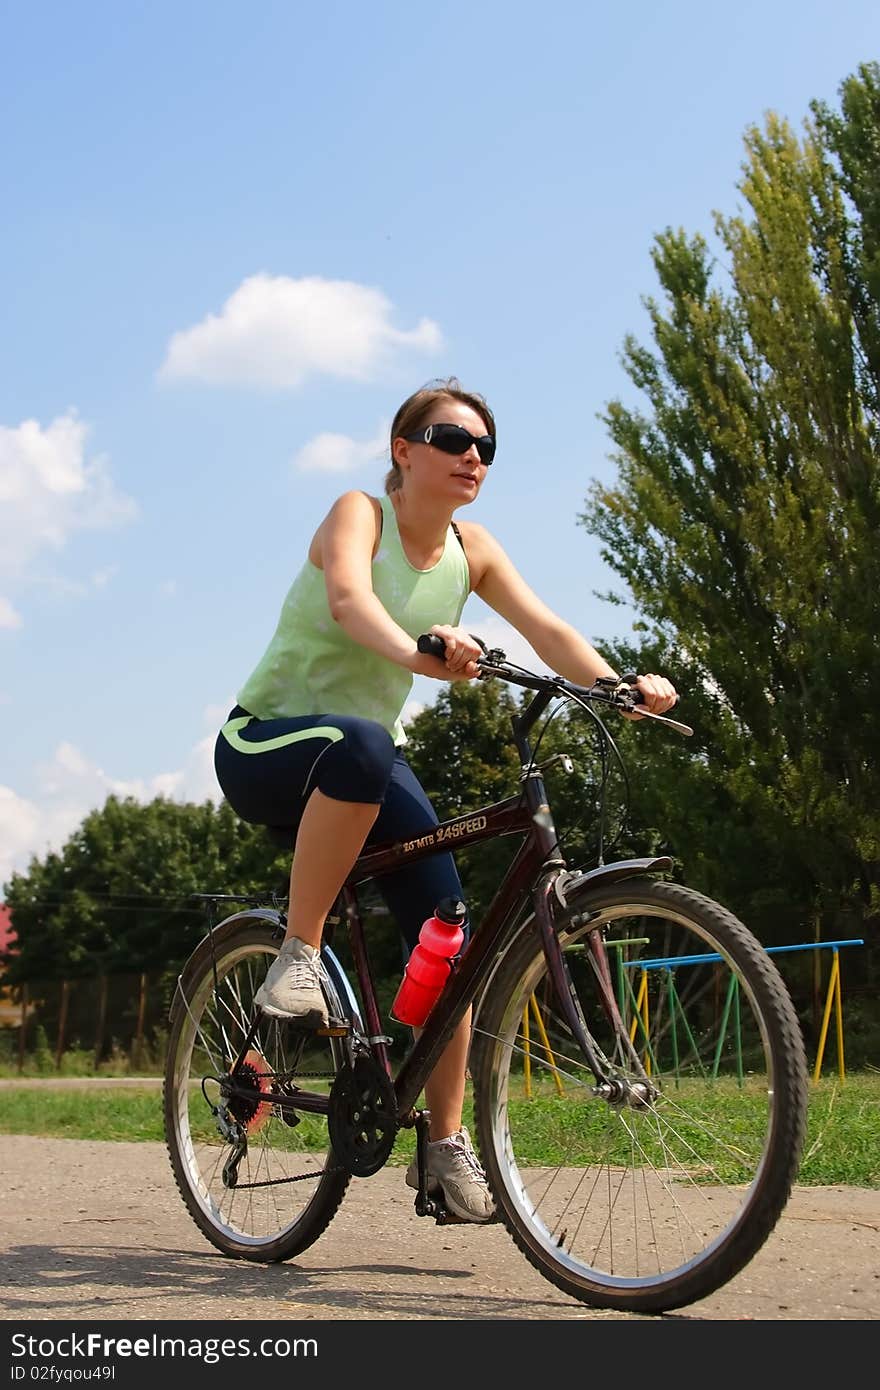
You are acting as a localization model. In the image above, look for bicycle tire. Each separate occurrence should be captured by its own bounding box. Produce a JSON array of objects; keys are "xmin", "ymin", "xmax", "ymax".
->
[
  {"xmin": 472, "ymin": 876, "xmax": 808, "ymax": 1313},
  {"xmin": 164, "ymin": 917, "xmax": 351, "ymax": 1262}
]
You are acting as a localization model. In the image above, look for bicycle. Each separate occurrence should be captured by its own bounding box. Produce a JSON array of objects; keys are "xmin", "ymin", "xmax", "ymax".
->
[{"xmin": 164, "ymin": 636, "xmax": 808, "ymax": 1314}]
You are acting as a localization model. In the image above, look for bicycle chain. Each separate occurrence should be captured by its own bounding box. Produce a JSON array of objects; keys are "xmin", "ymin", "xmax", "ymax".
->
[
  {"xmin": 215, "ymin": 1067, "xmax": 343, "ymax": 1190},
  {"xmin": 230, "ymin": 1166, "xmax": 345, "ymax": 1190},
  {"xmin": 214, "ymin": 1032, "xmax": 354, "ymax": 1191},
  {"xmin": 223, "ymin": 1069, "xmax": 336, "ymax": 1083},
  {"xmin": 263, "ymin": 1071, "xmax": 336, "ymax": 1081}
]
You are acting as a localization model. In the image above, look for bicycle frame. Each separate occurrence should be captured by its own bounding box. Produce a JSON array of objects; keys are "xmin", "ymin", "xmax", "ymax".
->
[
  {"xmin": 349, "ymin": 789, "xmax": 554, "ymax": 1116},
  {"xmin": 313, "ymin": 686, "xmax": 662, "ymax": 1120},
  {"xmin": 202, "ymin": 680, "xmax": 671, "ymax": 1132}
]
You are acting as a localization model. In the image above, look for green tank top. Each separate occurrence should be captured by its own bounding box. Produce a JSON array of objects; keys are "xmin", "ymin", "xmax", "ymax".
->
[{"xmin": 236, "ymin": 493, "xmax": 470, "ymax": 745}]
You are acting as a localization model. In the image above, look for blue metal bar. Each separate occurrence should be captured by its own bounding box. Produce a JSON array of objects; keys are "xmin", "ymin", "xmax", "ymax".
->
[
  {"xmin": 619, "ymin": 939, "xmax": 864, "ymax": 971},
  {"xmin": 758, "ymin": 940, "xmax": 863, "ymax": 954}
]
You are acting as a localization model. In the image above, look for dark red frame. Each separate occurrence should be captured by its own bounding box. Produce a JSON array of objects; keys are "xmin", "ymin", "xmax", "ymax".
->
[{"xmin": 338, "ymin": 777, "xmax": 564, "ymax": 1116}]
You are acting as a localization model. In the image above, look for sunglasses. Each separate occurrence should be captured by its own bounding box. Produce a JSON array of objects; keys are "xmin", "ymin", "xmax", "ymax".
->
[{"xmin": 402, "ymin": 421, "xmax": 496, "ymax": 466}]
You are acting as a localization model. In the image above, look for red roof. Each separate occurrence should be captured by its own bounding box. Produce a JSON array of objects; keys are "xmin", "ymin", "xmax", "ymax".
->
[{"xmin": 0, "ymin": 904, "xmax": 16, "ymax": 953}]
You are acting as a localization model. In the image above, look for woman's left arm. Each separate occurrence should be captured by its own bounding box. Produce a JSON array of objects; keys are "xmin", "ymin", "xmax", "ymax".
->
[{"xmin": 464, "ymin": 523, "xmax": 677, "ymax": 714}]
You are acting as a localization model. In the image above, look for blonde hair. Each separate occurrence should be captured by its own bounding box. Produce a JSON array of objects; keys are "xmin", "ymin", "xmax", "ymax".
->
[{"xmin": 384, "ymin": 377, "xmax": 496, "ymax": 494}]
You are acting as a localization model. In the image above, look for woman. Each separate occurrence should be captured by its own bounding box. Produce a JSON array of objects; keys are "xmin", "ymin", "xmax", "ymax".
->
[{"xmin": 214, "ymin": 377, "xmax": 677, "ymax": 1222}]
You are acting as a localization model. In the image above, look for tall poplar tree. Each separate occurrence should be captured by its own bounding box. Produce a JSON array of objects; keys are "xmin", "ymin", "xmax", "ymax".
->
[{"xmin": 581, "ymin": 64, "xmax": 879, "ymax": 950}]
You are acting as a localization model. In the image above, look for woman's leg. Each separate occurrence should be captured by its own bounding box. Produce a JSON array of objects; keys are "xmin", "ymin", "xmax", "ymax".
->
[
  {"xmin": 422, "ymin": 1009, "xmax": 472, "ymax": 1141},
  {"xmin": 420, "ymin": 1016, "xmax": 494, "ymax": 1220},
  {"xmin": 369, "ymin": 756, "xmax": 488, "ymax": 1163},
  {"xmin": 284, "ymin": 789, "xmax": 380, "ymax": 949},
  {"xmin": 369, "ymin": 760, "xmax": 493, "ymax": 1219},
  {"xmin": 214, "ymin": 709, "xmax": 395, "ymax": 1020}
]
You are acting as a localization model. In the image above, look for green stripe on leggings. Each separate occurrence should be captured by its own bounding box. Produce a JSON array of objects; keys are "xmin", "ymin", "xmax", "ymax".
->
[{"xmin": 220, "ymin": 716, "xmax": 344, "ymax": 754}]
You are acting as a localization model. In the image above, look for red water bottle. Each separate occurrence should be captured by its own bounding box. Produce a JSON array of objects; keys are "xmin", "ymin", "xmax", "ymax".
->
[{"xmin": 391, "ymin": 897, "xmax": 467, "ymax": 1027}]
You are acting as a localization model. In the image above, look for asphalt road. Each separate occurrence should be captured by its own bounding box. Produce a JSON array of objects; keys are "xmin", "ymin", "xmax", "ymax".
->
[{"xmin": 0, "ymin": 1133, "xmax": 878, "ymax": 1322}]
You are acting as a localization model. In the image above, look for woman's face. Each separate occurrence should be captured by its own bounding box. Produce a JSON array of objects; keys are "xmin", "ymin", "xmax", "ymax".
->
[{"xmin": 394, "ymin": 398, "xmax": 492, "ymax": 506}]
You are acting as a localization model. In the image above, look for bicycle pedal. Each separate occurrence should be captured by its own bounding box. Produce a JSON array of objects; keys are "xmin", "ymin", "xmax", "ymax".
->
[
  {"xmin": 413, "ymin": 1192, "xmax": 443, "ymax": 1220},
  {"xmin": 433, "ymin": 1207, "xmax": 472, "ymax": 1226},
  {"xmin": 436, "ymin": 1203, "xmax": 501, "ymax": 1226},
  {"xmin": 414, "ymin": 1194, "xmax": 498, "ymax": 1226},
  {"xmin": 317, "ymin": 1018, "xmax": 350, "ymax": 1036}
]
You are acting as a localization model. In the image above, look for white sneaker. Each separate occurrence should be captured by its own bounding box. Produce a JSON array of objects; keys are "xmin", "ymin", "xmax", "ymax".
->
[
  {"xmin": 254, "ymin": 938, "xmax": 329, "ymax": 1025},
  {"xmin": 405, "ymin": 1125, "xmax": 495, "ymax": 1222}
]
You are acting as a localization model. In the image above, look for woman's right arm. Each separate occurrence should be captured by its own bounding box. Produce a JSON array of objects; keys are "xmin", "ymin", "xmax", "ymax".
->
[{"xmin": 319, "ymin": 492, "xmax": 475, "ymax": 681}]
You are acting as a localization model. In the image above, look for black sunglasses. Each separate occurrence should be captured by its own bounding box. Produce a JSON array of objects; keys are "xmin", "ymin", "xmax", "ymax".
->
[{"xmin": 402, "ymin": 421, "xmax": 496, "ymax": 466}]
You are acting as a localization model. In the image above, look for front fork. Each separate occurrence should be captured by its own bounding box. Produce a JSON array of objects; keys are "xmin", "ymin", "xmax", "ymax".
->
[{"xmin": 534, "ymin": 878, "xmax": 654, "ymax": 1101}]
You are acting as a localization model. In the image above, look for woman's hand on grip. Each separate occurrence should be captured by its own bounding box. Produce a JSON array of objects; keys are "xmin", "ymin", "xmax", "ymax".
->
[
  {"xmin": 623, "ymin": 672, "xmax": 679, "ymax": 719},
  {"xmin": 414, "ymin": 625, "xmax": 482, "ymax": 682}
]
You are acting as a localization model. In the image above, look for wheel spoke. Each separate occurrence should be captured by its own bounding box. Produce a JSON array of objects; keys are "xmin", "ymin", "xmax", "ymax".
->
[
  {"xmin": 164, "ymin": 923, "xmax": 351, "ymax": 1257},
  {"xmin": 475, "ymin": 880, "xmax": 807, "ymax": 1311}
]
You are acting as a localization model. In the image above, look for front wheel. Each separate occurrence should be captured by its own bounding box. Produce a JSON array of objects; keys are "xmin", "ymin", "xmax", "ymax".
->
[
  {"xmin": 164, "ymin": 916, "xmax": 351, "ymax": 1261},
  {"xmin": 472, "ymin": 877, "xmax": 808, "ymax": 1314}
]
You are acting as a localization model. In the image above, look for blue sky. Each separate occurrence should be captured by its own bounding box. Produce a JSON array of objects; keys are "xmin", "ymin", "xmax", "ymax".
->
[{"xmin": 1, "ymin": 0, "xmax": 876, "ymax": 890}]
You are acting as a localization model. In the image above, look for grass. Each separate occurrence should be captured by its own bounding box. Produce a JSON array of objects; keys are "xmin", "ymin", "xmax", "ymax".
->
[
  {"xmin": 1, "ymin": 1074, "xmax": 877, "ymax": 1185},
  {"xmin": 0, "ymin": 1038, "xmax": 166, "ymax": 1080}
]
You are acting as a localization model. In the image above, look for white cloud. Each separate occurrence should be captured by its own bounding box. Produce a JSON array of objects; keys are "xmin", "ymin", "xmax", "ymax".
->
[
  {"xmin": 0, "ymin": 598, "xmax": 22, "ymax": 630},
  {"xmin": 0, "ymin": 786, "xmax": 43, "ymax": 892},
  {"xmin": 159, "ymin": 274, "xmax": 442, "ymax": 389},
  {"xmin": 406, "ymin": 613, "xmax": 548, "ymax": 723},
  {"xmin": 1, "ymin": 705, "xmax": 229, "ymax": 894},
  {"xmin": 0, "ymin": 412, "xmax": 136, "ymax": 626},
  {"xmin": 401, "ymin": 700, "xmax": 426, "ymax": 726},
  {"xmin": 54, "ymin": 742, "xmax": 89, "ymax": 777},
  {"xmin": 148, "ymin": 736, "xmax": 219, "ymax": 803},
  {"xmin": 35, "ymin": 733, "xmax": 222, "ymax": 810},
  {"xmin": 294, "ymin": 422, "xmax": 388, "ymax": 474},
  {"xmin": 202, "ymin": 701, "xmax": 233, "ymax": 729},
  {"xmin": 460, "ymin": 609, "xmax": 547, "ymax": 674}
]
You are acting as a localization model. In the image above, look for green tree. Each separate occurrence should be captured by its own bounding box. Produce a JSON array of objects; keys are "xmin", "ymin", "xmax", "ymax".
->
[
  {"xmin": 580, "ymin": 63, "xmax": 879, "ymax": 965},
  {"xmin": 3, "ymin": 795, "xmax": 288, "ymax": 985}
]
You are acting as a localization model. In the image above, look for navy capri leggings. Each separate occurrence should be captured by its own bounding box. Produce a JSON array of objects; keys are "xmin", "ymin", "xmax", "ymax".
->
[{"xmin": 214, "ymin": 707, "xmax": 466, "ymax": 951}]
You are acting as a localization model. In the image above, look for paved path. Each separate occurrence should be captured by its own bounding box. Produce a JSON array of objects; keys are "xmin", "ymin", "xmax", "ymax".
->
[{"xmin": 1, "ymin": 1135, "xmax": 878, "ymax": 1321}]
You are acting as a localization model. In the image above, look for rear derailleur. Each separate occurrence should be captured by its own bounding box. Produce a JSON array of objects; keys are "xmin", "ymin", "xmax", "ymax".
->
[{"xmin": 207, "ymin": 1055, "xmax": 304, "ymax": 1188}]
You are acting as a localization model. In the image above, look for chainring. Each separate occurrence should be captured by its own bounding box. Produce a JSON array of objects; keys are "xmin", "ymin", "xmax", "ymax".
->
[{"xmin": 327, "ymin": 1053, "xmax": 398, "ymax": 1176}]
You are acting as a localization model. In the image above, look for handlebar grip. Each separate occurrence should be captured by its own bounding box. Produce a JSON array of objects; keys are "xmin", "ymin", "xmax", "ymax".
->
[
  {"xmin": 618, "ymin": 672, "xmax": 679, "ymax": 711},
  {"xmin": 624, "ymin": 688, "xmax": 682, "ymax": 712},
  {"xmin": 417, "ymin": 633, "xmax": 447, "ymax": 659}
]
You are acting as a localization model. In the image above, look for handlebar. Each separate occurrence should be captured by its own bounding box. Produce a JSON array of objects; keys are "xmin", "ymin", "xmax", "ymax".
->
[{"xmin": 416, "ymin": 633, "xmax": 693, "ymax": 737}]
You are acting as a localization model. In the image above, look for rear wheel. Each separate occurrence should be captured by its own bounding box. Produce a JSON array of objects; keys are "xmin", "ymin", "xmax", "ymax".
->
[
  {"xmin": 164, "ymin": 918, "xmax": 351, "ymax": 1261},
  {"xmin": 473, "ymin": 877, "xmax": 808, "ymax": 1313}
]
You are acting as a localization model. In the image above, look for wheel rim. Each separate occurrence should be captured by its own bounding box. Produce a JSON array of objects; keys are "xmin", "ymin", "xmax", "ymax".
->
[
  {"xmin": 168, "ymin": 937, "xmax": 344, "ymax": 1247},
  {"xmin": 480, "ymin": 899, "xmax": 794, "ymax": 1294}
]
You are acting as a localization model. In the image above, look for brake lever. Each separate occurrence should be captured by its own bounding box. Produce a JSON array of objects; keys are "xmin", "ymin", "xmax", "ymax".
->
[
  {"xmin": 625, "ymin": 707, "xmax": 694, "ymax": 737},
  {"xmin": 598, "ymin": 673, "xmax": 694, "ymax": 737}
]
